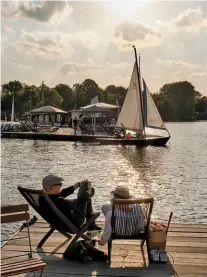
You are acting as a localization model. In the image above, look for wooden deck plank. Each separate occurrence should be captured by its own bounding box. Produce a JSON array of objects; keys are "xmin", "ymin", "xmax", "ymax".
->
[
  {"xmin": 2, "ymin": 247, "xmax": 207, "ymax": 265},
  {"xmin": 1, "ymin": 220, "xmax": 207, "ymax": 277},
  {"xmin": 20, "ymin": 227, "xmax": 207, "ymax": 237},
  {"xmin": 36, "ymin": 219, "xmax": 207, "ymax": 228},
  {"xmin": 19, "ymin": 233, "xmax": 207, "ymax": 244},
  {"xmin": 3, "ymin": 243, "xmax": 207, "ymax": 255}
]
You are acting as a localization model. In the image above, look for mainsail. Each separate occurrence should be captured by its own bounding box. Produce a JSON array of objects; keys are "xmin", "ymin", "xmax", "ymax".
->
[
  {"xmin": 116, "ymin": 63, "xmax": 143, "ymax": 132},
  {"xmin": 142, "ymin": 78, "xmax": 166, "ymax": 130}
]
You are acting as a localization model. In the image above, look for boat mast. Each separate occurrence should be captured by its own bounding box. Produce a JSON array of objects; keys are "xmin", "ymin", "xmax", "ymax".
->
[{"xmin": 133, "ymin": 46, "xmax": 146, "ymax": 138}]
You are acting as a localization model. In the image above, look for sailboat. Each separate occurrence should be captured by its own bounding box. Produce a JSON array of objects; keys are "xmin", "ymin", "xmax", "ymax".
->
[{"xmin": 97, "ymin": 46, "xmax": 170, "ymax": 146}]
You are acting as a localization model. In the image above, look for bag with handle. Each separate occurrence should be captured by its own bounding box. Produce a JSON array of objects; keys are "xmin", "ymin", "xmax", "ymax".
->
[
  {"xmin": 63, "ymin": 241, "xmax": 88, "ymax": 263},
  {"xmin": 63, "ymin": 240, "xmax": 108, "ymax": 263},
  {"xmin": 148, "ymin": 212, "xmax": 173, "ymax": 250},
  {"xmin": 82, "ymin": 240, "xmax": 108, "ymax": 262}
]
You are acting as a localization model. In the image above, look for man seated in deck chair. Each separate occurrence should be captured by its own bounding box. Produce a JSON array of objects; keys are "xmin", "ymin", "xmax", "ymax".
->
[
  {"xmin": 39, "ymin": 174, "xmax": 101, "ymax": 231},
  {"xmin": 98, "ymin": 186, "xmax": 145, "ymax": 245}
]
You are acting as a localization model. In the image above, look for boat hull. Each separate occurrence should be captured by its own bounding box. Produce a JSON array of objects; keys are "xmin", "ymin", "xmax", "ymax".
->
[{"xmin": 96, "ymin": 136, "xmax": 170, "ymax": 146}]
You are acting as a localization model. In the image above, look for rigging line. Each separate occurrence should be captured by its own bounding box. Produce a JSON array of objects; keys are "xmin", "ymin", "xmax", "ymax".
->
[
  {"xmin": 133, "ymin": 64, "xmax": 139, "ymax": 131},
  {"xmin": 133, "ymin": 46, "xmax": 146, "ymax": 138}
]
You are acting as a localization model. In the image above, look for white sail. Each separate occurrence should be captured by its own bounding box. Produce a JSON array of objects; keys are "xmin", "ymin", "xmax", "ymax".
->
[
  {"xmin": 142, "ymin": 79, "xmax": 165, "ymax": 129},
  {"xmin": 10, "ymin": 94, "xmax": 15, "ymax": 122},
  {"xmin": 116, "ymin": 63, "xmax": 143, "ymax": 132}
]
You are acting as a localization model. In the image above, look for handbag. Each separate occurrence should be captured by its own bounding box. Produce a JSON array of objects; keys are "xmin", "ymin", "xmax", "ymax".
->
[
  {"xmin": 63, "ymin": 241, "xmax": 88, "ymax": 263},
  {"xmin": 82, "ymin": 241, "xmax": 108, "ymax": 262},
  {"xmin": 63, "ymin": 240, "xmax": 108, "ymax": 263}
]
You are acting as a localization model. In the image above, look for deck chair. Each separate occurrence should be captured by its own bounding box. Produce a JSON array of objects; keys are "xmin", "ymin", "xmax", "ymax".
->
[
  {"xmin": 108, "ymin": 198, "xmax": 154, "ymax": 263},
  {"xmin": 18, "ymin": 186, "xmax": 100, "ymax": 249},
  {"xmin": 1, "ymin": 204, "xmax": 47, "ymax": 276}
]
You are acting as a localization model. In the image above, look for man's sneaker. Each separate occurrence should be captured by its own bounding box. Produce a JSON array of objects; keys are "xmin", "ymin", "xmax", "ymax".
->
[
  {"xmin": 159, "ymin": 249, "xmax": 168, "ymax": 263},
  {"xmin": 150, "ymin": 249, "xmax": 160, "ymax": 262},
  {"xmin": 88, "ymin": 223, "xmax": 102, "ymax": 231}
]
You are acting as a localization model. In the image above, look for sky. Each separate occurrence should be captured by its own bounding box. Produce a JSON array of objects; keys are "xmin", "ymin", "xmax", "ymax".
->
[{"xmin": 1, "ymin": 0, "xmax": 207, "ymax": 96}]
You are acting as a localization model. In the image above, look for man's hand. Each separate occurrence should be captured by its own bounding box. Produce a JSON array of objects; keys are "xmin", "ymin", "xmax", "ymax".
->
[
  {"xmin": 87, "ymin": 180, "xmax": 92, "ymax": 194},
  {"xmin": 80, "ymin": 179, "xmax": 92, "ymax": 194}
]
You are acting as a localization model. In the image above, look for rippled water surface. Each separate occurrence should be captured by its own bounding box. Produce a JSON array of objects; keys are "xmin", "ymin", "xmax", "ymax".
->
[{"xmin": 1, "ymin": 122, "xmax": 207, "ymax": 240}]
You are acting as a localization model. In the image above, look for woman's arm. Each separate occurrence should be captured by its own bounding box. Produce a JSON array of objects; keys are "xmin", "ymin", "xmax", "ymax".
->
[{"xmin": 98, "ymin": 212, "xmax": 112, "ymax": 245}]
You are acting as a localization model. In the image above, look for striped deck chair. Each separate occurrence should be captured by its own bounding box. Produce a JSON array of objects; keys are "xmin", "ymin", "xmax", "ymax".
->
[{"xmin": 108, "ymin": 198, "xmax": 154, "ymax": 263}]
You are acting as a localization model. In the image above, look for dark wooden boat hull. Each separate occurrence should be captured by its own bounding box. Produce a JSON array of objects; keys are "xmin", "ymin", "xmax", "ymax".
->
[{"xmin": 96, "ymin": 136, "xmax": 170, "ymax": 146}]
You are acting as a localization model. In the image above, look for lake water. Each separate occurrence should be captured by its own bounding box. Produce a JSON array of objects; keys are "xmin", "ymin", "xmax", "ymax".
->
[{"xmin": 1, "ymin": 122, "xmax": 207, "ymax": 241}]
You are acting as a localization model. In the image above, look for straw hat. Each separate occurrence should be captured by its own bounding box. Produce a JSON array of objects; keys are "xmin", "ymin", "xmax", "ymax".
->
[{"xmin": 111, "ymin": 186, "xmax": 132, "ymax": 199}]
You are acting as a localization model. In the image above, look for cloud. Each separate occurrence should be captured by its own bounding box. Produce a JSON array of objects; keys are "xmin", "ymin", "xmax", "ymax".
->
[
  {"xmin": 69, "ymin": 30, "xmax": 102, "ymax": 51},
  {"xmin": 112, "ymin": 19, "xmax": 164, "ymax": 50},
  {"xmin": 172, "ymin": 70, "xmax": 185, "ymax": 77},
  {"xmin": 11, "ymin": 63, "xmax": 34, "ymax": 71},
  {"xmin": 13, "ymin": 29, "xmax": 102, "ymax": 59},
  {"xmin": 190, "ymin": 72, "xmax": 207, "ymax": 78},
  {"xmin": 107, "ymin": 62, "xmax": 130, "ymax": 69},
  {"xmin": 169, "ymin": 7, "xmax": 207, "ymax": 33},
  {"xmin": 13, "ymin": 30, "xmax": 74, "ymax": 59},
  {"xmin": 156, "ymin": 58, "xmax": 205, "ymax": 70},
  {"xmin": 4, "ymin": 25, "xmax": 15, "ymax": 33},
  {"xmin": 60, "ymin": 62, "xmax": 106, "ymax": 75},
  {"xmin": 2, "ymin": 0, "xmax": 73, "ymax": 24}
]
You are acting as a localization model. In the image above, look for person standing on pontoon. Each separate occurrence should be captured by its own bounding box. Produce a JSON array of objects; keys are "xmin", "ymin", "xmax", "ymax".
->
[
  {"xmin": 33, "ymin": 117, "xmax": 38, "ymax": 132},
  {"xmin": 73, "ymin": 117, "xmax": 78, "ymax": 135}
]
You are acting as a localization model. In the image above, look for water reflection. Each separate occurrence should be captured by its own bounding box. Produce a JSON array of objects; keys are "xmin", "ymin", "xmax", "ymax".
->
[
  {"xmin": 118, "ymin": 146, "xmax": 165, "ymax": 196},
  {"xmin": 32, "ymin": 140, "xmax": 50, "ymax": 152},
  {"xmin": 1, "ymin": 122, "xmax": 207, "ymax": 228}
]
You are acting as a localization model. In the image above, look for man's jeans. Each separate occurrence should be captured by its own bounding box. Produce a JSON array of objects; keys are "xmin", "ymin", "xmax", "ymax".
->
[{"xmin": 65, "ymin": 193, "xmax": 93, "ymax": 227}]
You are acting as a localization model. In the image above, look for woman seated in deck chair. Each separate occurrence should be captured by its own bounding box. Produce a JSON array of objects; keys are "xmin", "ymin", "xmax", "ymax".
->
[
  {"xmin": 39, "ymin": 174, "xmax": 101, "ymax": 231},
  {"xmin": 98, "ymin": 186, "xmax": 145, "ymax": 245}
]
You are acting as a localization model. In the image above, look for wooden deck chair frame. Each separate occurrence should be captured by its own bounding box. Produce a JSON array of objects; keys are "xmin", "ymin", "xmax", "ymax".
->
[
  {"xmin": 1, "ymin": 204, "xmax": 46, "ymax": 277},
  {"xmin": 108, "ymin": 198, "xmax": 154, "ymax": 263},
  {"xmin": 18, "ymin": 186, "xmax": 100, "ymax": 249}
]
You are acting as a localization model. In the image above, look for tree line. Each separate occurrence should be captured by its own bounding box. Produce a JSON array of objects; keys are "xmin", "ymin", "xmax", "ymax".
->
[{"xmin": 1, "ymin": 79, "xmax": 207, "ymax": 121}]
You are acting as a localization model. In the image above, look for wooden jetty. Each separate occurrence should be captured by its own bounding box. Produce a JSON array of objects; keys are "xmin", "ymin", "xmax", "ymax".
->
[
  {"xmin": 1, "ymin": 129, "xmax": 169, "ymax": 146},
  {"xmin": 1, "ymin": 130, "xmax": 105, "ymax": 142},
  {"xmin": 1, "ymin": 220, "xmax": 207, "ymax": 277}
]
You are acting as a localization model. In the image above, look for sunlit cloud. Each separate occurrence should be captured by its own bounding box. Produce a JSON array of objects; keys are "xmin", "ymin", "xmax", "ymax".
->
[
  {"xmin": 169, "ymin": 7, "xmax": 207, "ymax": 33},
  {"xmin": 11, "ymin": 63, "xmax": 34, "ymax": 71},
  {"xmin": 1, "ymin": 0, "xmax": 73, "ymax": 25},
  {"xmin": 13, "ymin": 30, "xmax": 74, "ymax": 59},
  {"xmin": 107, "ymin": 62, "xmax": 130, "ymax": 69},
  {"xmin": 4, "ymin": 24, "xmax": 15, "ymax": 33},
  {"xmin": 60, "ymin": 62, "xmax": 106, "ymax": 75},
  {"xmin": 190, "ymin": 72, "xmax": 207, "ymax": 79},
  {"xmin": 112, "ymin": 19, "xmax": 164, "ymax": 51},
  {"xmin": 156, "ymin": 58, "xmax": 206, "ymax": 70},
  {"xmin": 13, "ymin": 29, "xmax": 102, "ymax": 59}
]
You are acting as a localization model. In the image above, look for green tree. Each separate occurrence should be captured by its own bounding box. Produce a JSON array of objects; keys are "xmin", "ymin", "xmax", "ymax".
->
[
  {"xmin": 54, "ymin": 84, "xmax": 73, "ymax": 111},
  {"xmin": 195, "ymin": 96, "xmax": 207, "ymax": 120},
  {"xmin": 72, "ymin": 79, "xmax": 103, "ymax": 108},
  {"xmin": 82, "ymin": 79, "xmax": 103, "ymax": 103},
  {"xmin": 159, "ymin": 81, "xmax": 195, "ymax": 121},
  {"xmin": 1, "ymin": 80, "xmax": 24, "ymax": 119},
  {"xmin": 104, "ymin": 85, "xmax": 127, "ymax": 106},
  {"xmin": 41, "ymin": 85, "xmax": 63, "ymax": 107}
]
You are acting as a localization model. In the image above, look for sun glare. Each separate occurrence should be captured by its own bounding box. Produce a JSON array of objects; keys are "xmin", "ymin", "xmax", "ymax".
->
[{"xmin": 105, "ymin": 1, "xmax": 144, "ymax": 17}]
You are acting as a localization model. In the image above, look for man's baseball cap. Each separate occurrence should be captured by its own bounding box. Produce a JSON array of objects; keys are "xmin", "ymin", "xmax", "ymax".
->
[{"xmin": 42, "ymin": 174, "xmax": 64, "ymax": 191}]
